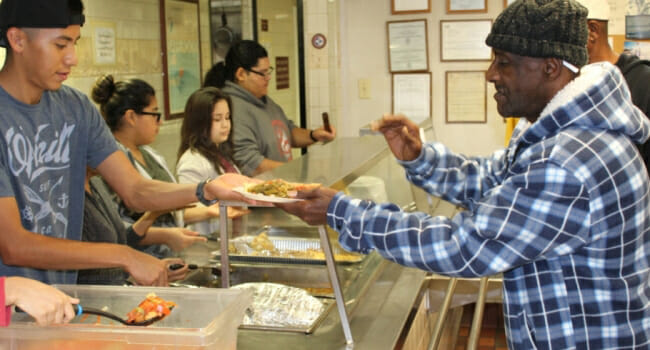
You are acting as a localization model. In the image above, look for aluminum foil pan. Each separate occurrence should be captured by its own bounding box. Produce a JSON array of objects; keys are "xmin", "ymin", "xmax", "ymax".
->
[
  {"xmin": 232, "ymin": 282, "xmax": 331, "ymax": 333},
  {"xmin": 212, "ymin": 235, "xmax": 363, "ymax": 265}
]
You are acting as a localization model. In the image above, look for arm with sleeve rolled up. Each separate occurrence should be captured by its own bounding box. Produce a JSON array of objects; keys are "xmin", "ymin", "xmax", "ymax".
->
[{"xmin": 329, "ymin": 162, "xmax": 590, "ymax": 277}]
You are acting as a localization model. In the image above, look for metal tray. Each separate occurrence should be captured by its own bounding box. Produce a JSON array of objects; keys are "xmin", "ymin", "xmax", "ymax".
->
[
  {"xmin": 238, "ymin": 298, "xmax": 335, "ymax": 334},
  {"xmin": 212, "ymin": 236, "xmax": 363, "ymax": 265}
]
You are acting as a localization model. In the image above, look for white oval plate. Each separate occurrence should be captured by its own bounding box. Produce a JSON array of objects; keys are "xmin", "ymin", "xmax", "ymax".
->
[{"xmin": 234, "ymin": 187, "xmax": 303, "ymax": 203}]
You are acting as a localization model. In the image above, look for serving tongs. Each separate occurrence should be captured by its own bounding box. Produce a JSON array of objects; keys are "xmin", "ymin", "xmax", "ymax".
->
[{"xmin": 17, "ymin": 304, "xmax": 172, "ymax": 326}]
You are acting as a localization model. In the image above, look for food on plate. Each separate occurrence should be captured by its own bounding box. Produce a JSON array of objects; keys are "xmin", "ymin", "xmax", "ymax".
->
[
  {"xmin": 245, "ymin": 179, "xmax": 320, "ymax": 198},
  {"xmin": 125, "ymin": 293, "xmax": 176, "ymax": 324},
  {"xmin": 246, "ymin": 179, "xmax": 295, "ymax": 198}
]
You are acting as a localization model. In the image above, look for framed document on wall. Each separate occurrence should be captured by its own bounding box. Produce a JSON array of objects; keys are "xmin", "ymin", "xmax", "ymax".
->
[
  {"xmin": 440, "ymin": 20, "xmax": 492, "ymax": 61},
  {"xmin": 160, "ymin": 0, "xmax": 202, "ymax": 119},
  {"xmin": 387, "ymin": 19, "xmax": 429, "ymax": 72},
  {"xmin": 392, "ymin": 72, "xmax": 431, "ymax": 123},
  {"xmin": 447, "ymin": 0, "xmax": 487, "ymax": 13},
  {"xmin": 446, "ymin": 71, "xmax": 487, "ymax": 123},
  {"xmin": 391, "ymin": 0, "xmax": 431, "ymax": 14},
  {"xmin": 503, "ymin": 0, "xmax": 516, "ymax": 8}
]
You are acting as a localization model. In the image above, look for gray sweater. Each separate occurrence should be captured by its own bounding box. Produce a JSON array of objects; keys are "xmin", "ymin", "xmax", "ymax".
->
[{"xmin": 223, "ymin": 81, "xmax": 296, "ymax": 175}]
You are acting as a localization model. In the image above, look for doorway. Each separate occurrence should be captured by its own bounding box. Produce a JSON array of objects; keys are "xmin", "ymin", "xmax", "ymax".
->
[{"xmin": 254, "ymin": 0, "xmax": 306, "ymax": 156}]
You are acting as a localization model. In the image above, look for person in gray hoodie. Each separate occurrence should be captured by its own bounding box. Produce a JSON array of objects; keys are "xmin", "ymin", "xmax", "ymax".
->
[{"xmin": 204, "ymin": 40, "xmax": 336, "ymax": 176}]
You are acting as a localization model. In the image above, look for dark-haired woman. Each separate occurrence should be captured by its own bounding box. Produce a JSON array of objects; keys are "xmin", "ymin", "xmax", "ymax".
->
[
  {"xmin": 176, "ymin": 87, "xmax": 249, "ymax": 236},
  {"xmin": 204, "ymin": 40, "xmax": 336, "ymax": 176},
  {"xmin": 91, "ymin": 75, "xmax": 186, "ymax": 257}
]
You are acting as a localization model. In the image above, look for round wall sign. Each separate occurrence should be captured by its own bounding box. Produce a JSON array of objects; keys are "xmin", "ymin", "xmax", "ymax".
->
[{"xmin": 311, "ymin": 33, "xmax": 327, "ymax": 49}]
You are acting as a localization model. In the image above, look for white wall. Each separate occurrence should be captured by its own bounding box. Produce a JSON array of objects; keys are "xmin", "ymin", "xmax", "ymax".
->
[{"xmin": 339, "ymin": 0, "xmax": 508, "ymax": 156}]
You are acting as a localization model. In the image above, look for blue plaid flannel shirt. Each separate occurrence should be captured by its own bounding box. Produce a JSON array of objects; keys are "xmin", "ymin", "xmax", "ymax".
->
[{"xmin": 327, "ymin": 63, "xmax": 650, "ymax": 349}]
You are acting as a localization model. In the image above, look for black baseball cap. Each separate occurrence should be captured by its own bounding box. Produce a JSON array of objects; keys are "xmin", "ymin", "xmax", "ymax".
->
[{"xmin": 0, "ymin": 0, "xmax": 85, "ymax": 48}]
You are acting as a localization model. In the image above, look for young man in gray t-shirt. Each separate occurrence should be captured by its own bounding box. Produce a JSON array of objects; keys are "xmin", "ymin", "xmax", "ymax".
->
[{"xmin": 0, "ymin": 0, "xmax": 253, "ymax": 287}]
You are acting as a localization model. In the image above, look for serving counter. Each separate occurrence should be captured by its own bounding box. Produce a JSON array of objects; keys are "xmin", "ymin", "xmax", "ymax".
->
[{"xmin": 178, "ymin": 133, "xmax": 500, "ymax": 349}]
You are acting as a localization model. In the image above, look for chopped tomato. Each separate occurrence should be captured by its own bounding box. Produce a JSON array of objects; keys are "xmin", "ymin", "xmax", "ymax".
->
[{"xmin": 125, "ymin": 293, "xmax": 176, "ymax": 324}]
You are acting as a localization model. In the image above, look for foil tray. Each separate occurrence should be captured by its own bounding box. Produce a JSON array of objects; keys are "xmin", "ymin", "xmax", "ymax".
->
[
  {"xmin": 238, "ymin": 298, "xmax": 335, "ymax": 334},
  {"xmin": 212, "ymin": 234, "xmax": 363, "ymax": 265}
]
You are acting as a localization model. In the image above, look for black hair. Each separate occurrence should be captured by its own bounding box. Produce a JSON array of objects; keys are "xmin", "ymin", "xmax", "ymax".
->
[
  {"xmin": 91, "ymin": 75, "xmax": 156, "ymax": 132},
  {"xmin": 203, "ymin": 40, "xmax": 268, "ymax": 88},
  {"xmin": 178, "ymin": 87, "xmax": 238, "ymax": 174}
]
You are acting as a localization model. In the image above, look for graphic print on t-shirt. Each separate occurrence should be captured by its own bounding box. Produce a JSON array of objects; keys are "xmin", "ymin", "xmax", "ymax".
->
[
  {"xmin": 272, "ymin": 119, "xmax": 292, "ymax": 161},
  {"xmin": 5, "ymin": 123, "xmax": 74, "ymax": 237}
]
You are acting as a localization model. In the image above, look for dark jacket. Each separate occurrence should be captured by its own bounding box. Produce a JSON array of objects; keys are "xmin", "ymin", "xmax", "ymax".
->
[{"xmin": 617, "ymin": 53, "xmax": 650, "ymax": 173}]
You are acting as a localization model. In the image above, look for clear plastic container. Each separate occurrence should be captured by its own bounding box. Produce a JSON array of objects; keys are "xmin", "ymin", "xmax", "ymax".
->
[{"xmin": 0, "ymin": 285, "xmax": 252, "ymax": 350}]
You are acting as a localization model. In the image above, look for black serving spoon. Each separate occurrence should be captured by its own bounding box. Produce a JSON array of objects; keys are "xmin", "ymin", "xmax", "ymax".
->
[{"xmin": 16, "ymin": 304, "xmax": 171, "ymax": 326}]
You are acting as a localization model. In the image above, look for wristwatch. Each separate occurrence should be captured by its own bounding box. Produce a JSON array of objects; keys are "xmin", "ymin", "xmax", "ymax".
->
[{"xmin": 196, "ymin": 179, "xmax": 218, "ymax": 206}]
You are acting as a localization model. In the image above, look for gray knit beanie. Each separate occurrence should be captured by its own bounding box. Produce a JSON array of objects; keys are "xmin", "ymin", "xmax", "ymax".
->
[{"xmin": 485, "ymin": 0, "xmax": 588, "ymax": 68}]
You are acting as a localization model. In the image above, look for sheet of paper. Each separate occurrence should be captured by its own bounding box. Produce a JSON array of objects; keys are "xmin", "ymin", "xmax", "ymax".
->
[
  {"xmin": 393, "ymin": 73, "xmax": 431, "ymax": 123},
  {"xmin": 449, "ymin": 0, "xmax": 485, "ymax": 11},
  {"xmin": 394, "ymin": 0, "xmax": 429, "ymax": 11},
  {"xmin": 441, "ymin": 20, "xmax": 491, "ymax": 61},
  {"xmin": 446, "ymin": 71, "xmax": 486, "ymax": 123},
  {"xmin": 389, "ymin": 20, "xmax": 428, "ymax": 71}
]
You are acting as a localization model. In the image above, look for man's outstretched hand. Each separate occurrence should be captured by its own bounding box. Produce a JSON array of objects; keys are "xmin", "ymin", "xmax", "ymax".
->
[
  {"xmin": 371, "ymin": 114, "xmax": 422, "ymax": 162},
  {"xmin": 275, "ymin": 186, "xmax": 339, "ymax": 226}
]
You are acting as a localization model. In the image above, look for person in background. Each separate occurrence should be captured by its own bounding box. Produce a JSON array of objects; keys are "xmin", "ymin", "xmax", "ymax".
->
[
  {"xmin": 0, "ymin": 0, "xmax": 253, "ymax": 287},
  {"xmin": 277, "ymin": 0, "xmax": 650, "ymax": 348},
  {"xmin": 92, "ymin": 76, "xmax": 247, "ymax": 242},
  {"xmin": 0, "ymin": 276, "xmax": 78, "ymax": 326},
  {"xmin": 79, "ymin": 167, "xmax": 201, "ymax": 285},
  {"xmin": 176, "ymin": 87, "xmax": 249, "ymax": 236},
  {"xmin": 91, "ymin": 75, "xmax": 183, "ymax": 258},
  {"xmin": 203, "ymin": 40, "xmax": 336, "ymax": 176},
  {"xmin": 578, "ymin": 0, "xmax": 650, "ymax": 172}
]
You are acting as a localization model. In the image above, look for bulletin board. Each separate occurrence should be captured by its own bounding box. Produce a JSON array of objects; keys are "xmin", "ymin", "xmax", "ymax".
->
[{"xmin": 160, "ymin": 0, "xmax": 203, "ymax": 119}]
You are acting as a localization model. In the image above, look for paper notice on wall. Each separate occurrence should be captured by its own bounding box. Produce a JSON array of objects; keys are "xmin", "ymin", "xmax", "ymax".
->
[{"xmin": 94, "ymin": 27, "xmax": 116, "ymax": 65}]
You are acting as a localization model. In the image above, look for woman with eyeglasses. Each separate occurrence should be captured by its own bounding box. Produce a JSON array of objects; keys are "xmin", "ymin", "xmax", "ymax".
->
[
  {"xmin": 91, "ymin": 75, "xmax": 193, "ymax": 258},
  {"xmin": 204, "ymin": 40, "xmax": 336, "ymax": 176}
]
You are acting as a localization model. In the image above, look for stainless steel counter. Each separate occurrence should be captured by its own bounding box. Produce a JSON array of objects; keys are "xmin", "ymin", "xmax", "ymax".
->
[{"xmin": 237, "ymin": 261, "xmax": 426, "ymax": 350}]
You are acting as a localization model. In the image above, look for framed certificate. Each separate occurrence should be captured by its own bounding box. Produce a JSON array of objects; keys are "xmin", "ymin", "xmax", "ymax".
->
[
  {"xmin": 446, "ymin": 71, "xmax": 487, "ymax": 123},
  {"xmin": 387, "ymin": 19, "xmax": 429, "ymax": 72},
  {"xmin": 447, "ymin": 0, "xmax": 487, "ymax": 13},
  {"xmin": 392, "ymin": 72, "xmax": 432, "ymax": 123},
  {"xmin": 440, "ymin": 20, "xmax": 492, "ymax": 61},
  {"xmin": 503, "ymin": 0, "xmax": 516, "ymax": 8},
  {"xmin": 626, "ymin": 15, "xmax": 650, "ymax": 39},
  {"xmin": 391, "ymin": 0, "xmax": 431, "ymax": 14}
]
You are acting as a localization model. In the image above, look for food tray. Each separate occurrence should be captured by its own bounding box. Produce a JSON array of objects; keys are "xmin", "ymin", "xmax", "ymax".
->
[
  {"xmin": 212, "ymin": 236, "xmax": 363, "ymax": 265},
  {"xmin": 239, "ymin": 297, "xmax": 334, "ymax": 334}
]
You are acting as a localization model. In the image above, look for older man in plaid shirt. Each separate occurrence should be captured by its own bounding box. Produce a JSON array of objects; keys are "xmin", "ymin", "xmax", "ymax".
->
[{"xmin": 278, "ymin": 0, "xmax": 650, "ymax": 348}]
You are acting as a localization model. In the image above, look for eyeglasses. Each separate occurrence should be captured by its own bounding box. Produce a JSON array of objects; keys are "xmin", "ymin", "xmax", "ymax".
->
[
  {"xmin": 140, "ymin": 111, "xmax": 162, "ymax": 122},
  {"xmin": 247, "ymin": 66, "xmax": 274, "ymax": 78}
]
